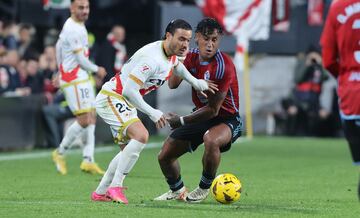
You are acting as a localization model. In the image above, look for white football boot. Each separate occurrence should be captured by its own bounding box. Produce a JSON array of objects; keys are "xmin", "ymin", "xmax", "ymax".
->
[
  {"xmin": 154, "ymin": 186, "xmax": 188, "ymax": 201},
  {"xmin": 185, "ymin": 187, "xmax": 209, "ymax": 203}
]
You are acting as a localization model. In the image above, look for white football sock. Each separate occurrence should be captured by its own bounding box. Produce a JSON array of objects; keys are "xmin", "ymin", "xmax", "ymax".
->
[
  {"xmin": 110, "ymin": 139, "xmax": 145, "ymax": 187},
  {"xmin": 95, "ymin": 151, "xmax": 122, "ymax": 195},
  {"xmin": 82, "ymin": 124, "xmax": 95, "ymax": 163},
  {"xmin": 58, "ymin": 121, "xmax": 85, "ymax": 155}
]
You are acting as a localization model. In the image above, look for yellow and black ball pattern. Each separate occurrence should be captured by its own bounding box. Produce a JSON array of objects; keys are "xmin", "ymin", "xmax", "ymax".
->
[{"xmin": 210, "ymin": 173, "xmax": 242, "ymax": 204}]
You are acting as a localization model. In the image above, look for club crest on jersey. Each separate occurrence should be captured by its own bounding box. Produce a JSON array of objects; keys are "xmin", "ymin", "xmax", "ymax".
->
[
  {"xmin": 140, "ymin": 64, "xmax": 150, "ymax": 73},
  {"xmin": 204, "ymin": 70, "xmax": 210, "ymax": 80}
]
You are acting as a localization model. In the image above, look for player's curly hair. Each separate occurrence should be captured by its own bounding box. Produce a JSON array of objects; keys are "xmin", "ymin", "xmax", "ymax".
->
[
  {"xmin": 195, "ymin": 17, "xmax": 223, "ymax": 36},
  {"xmin": 162, "ymin": 19, "xmax": 192, "ymax": 40}
]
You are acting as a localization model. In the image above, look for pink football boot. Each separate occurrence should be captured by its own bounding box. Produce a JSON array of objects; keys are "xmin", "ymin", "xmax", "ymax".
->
[
  {"xmin": 91, "ymin": 192, "xmax": 111, "ymax": 202},
  {"xmin": 106, "ymin": 187, "xmax": 128, "ymax": 204}
]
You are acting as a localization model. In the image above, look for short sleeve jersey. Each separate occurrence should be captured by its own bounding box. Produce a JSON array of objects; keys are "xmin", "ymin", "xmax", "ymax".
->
[
  {"xmin": 320, "ymin": 0, "xmax": 360, "ymax": 118},
  {"xmin": 184, "ymin": 48, "xmax": 239, "ymax": 117}
]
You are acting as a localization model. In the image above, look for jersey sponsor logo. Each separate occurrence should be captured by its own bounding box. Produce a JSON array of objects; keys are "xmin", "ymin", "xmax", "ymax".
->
[
  {"xmin": 337, "ymin": 2, "xmax": 360, "ymax": 24},
  {"xmin": 149, "ymin": 79, "xmax": 165, "ymax": 86},
  {"xmin": 204, "ymin": 70, "xmax": 210, "ymax": 80},
  {"xmin": 349, "ymin": 72, "xmax": 360, "ymax": 81}
]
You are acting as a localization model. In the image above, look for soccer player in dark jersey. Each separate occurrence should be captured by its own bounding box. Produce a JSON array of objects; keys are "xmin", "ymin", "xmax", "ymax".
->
[
  {"xmin": 154, "ymin": 18, "xmax": 243, "ymax": 203},
  {"xmin": 321, "ymin": 0, "xmax": 360, "ymax": 200}
]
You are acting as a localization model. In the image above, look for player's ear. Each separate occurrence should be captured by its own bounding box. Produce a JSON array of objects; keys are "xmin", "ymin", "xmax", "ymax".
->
[
  {"xmin": 70, "ymin": 3, "xmax": 75, "ymax": 14},
  {"xmin": 165, "ymin": 32, "xmax": 172, "ymax": 41},
  {"xmin": 195, "ymin": 33, "xmax": 199, "ymax": 45}
]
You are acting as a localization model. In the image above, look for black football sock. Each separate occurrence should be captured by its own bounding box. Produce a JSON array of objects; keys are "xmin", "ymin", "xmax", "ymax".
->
[
  {"xmin": 199, "ymin": 171, "xmax": 215, "ymax": 189},
  {"xmin": 166, "ymin": 175, "xmax": 184, "ymax": 192}
]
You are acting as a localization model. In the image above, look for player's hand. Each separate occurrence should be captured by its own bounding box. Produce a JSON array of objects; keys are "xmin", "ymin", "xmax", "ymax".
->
[
  {"xmin": 195, "ymin": 79, "xmax": 218, "ymax": 93},
  {"xmin": 206, "ymin": 80, "xmax": 218, "ymax": 94},
  {"xmin": 165, "ymin": 112, "xmax": 182, "ymax": 129},
  {"xmin": 155, "ymin": 115, "xmax": 167, "ymax": 129},
  {"xmin": 97, "ymin": 67, "xmax": 107, "ymax": 79},
  {"xmin": 149, "ymin": 109, "xmax": 167, "ymax": 129}
]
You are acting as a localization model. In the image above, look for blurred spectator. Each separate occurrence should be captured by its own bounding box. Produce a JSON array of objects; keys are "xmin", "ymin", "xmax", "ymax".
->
[
  {"xmin": 24, "ymin": 56, "xmax": 44, "ymax": 94},
  {"xmin": 0, "ymin": 20, "xmax": 17, "ymax": 52},
  {"xmin": 96, "ymin": 25, "xmax": 127, "ymax": 83},
  {"xmin": 39, "ymin": 45, "xmax": 58, "ymax": 102},
  {"xmin": 42, "ymin": 0, "xmax": 71, "ymax": 29},
  {"xmin": 279, "ymin": 48, "xmax": 331, "ymax": 136},
  {"xmin": 43, "ymin": 28, "xmax": 59, "ymax": 47},
  {"xmin": 0, "ymin": 50, "xmax": 30, "ymax": 96},
  {"xmin": 17, "ymin": 23, "xmax": 38, "ymax": 59}
]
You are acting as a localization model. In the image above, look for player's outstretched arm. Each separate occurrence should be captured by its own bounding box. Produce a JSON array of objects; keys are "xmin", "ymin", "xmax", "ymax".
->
[
  {"xmin": 122, "ymin": 78, "xmax": 166, "ymax": 128},
  {"xmin": 166, "ymin": 91, "xmax": 226, "ymax": 129},
  {"xmin": 174, "ymin": 62, "xmax": 218, "ymax": 93},
  {"xmin": 168, "ymin": 74, "xmax": 183, "ymax": 89}
]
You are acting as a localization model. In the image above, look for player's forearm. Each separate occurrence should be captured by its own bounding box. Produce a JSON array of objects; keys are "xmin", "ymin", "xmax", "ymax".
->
[
  {"xmin": 75, "ymin": 52, "xmax": 99, "ymax": 72},
  {"xmin": 183, "ymin": 106, "xmax": 218, "ymax": 124},
  {"xmin": 122, "ymin": 79, "xmax": 162, "ymax": 122},
  {"xmin": 174, "ymin": 62, "xmax": 207, "ymax": 91},
  {"xmin": 168, "ymin": 74, "xmax": 183, "ymax": 89}
]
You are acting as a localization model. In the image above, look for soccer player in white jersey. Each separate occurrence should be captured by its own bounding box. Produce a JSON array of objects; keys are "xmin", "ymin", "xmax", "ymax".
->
[
  {"xmin": 91, "ymin": 19, "xmax": 218, "ymax": 204},
  {"xmin": 52, "ymin": 0, "xmax": 107, "ymax": 175}
]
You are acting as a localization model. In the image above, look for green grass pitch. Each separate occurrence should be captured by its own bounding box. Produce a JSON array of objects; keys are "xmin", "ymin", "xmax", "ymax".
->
[{"xmin": 0, "ymin": 136, "xmax": 359, "ymax": 217}]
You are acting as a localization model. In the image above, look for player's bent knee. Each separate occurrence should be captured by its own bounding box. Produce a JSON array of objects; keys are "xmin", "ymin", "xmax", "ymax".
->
[
  {"xmin": 131, "ymin": 130, "xmax": 149, "ymax": 144},
  {"xmin": 203, "ymin": 135, "xmax": 221, "ymax": 151}
]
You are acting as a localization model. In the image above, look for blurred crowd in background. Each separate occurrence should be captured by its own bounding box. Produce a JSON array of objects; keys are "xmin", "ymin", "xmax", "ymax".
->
[{"xmin": 0, "ymin": 0, "xmax": 344, "ymax": 150}]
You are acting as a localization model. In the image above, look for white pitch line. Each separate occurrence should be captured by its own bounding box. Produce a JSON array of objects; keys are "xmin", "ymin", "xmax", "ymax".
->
[
  {"xmin": 0, "ymin": 143, "xmax": 160, "ymax": 162},
  {"xmin": 0, "ymin": 137, "xmax": 251, "ymax": 162}
]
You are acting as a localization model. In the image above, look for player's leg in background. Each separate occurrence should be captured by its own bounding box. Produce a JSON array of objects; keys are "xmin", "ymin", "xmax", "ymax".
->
[
  {"xmin": 52, "ymin": 111, "xmax": 89, "ymax": 175},
  {"xmin": 78, "ymin": 111, "xmax": 105, "ymax": 175},
  {"xmin": 154, "ymin": 137, "xmax": 190, "ymax": 200},
  {"xmin": 342, "ymin": 119, "xmax": 360, "ymax": 200}
]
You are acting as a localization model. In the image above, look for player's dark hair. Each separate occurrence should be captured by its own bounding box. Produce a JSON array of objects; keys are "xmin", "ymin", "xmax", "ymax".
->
[
  {"xmin": 195, "ymin": 17, "xmax": 223, "ymax": 37},
  {"xmin": 162, "ymin": 19, "xmax": 192, "ymax": 40}
]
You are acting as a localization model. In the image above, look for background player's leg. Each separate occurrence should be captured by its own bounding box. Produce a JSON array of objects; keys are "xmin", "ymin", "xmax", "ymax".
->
[
  {"xmin": 343, "ymin": 119, "xmax": 360, "ymax": 200},
  {"xmin": 58, "ymin": 114, "xmax": 89, "ymax": 154}
]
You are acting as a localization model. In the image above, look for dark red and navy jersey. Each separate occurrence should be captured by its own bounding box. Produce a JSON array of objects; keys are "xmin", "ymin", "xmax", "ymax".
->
[
  {"xmin": 320, "ymin": 0, "xmax": 360, "ymax": 118},
  {"xmin": 183, "ymin": 48, "xmax": 239, "ymax": 117}
]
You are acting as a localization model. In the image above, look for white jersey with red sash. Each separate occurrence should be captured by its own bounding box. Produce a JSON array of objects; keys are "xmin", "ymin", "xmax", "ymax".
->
[
  {"xmin": 96, "ymin": 40, "xmax": 178, "ymax": 144},
  {"xmin": 56, "ymin": 17, "xmax": 95, "ymax": 115}
]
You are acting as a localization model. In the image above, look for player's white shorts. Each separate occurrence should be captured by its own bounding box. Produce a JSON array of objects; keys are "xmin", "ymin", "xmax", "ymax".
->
[
  {"xmin": 96, "ymin": 89, "xmax": 140, "ymax": 144},
  {"xmin": 60, "ymin": 78, "xmax": 95, "ymax": 115}
]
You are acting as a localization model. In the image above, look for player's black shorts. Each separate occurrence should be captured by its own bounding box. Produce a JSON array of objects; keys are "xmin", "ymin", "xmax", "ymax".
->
[
  {"xmin": 343, "ymin": 119, "xmax": 360, "ymax": 164},
  {"xmin": 170, "ymin": 114, "xmax": 243, "ymax": 153}
]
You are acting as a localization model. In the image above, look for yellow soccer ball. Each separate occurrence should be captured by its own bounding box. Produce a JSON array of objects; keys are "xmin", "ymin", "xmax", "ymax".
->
[{"xmin": 210, "ymin": 173, "xmax": 242, "ymax": 204}]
